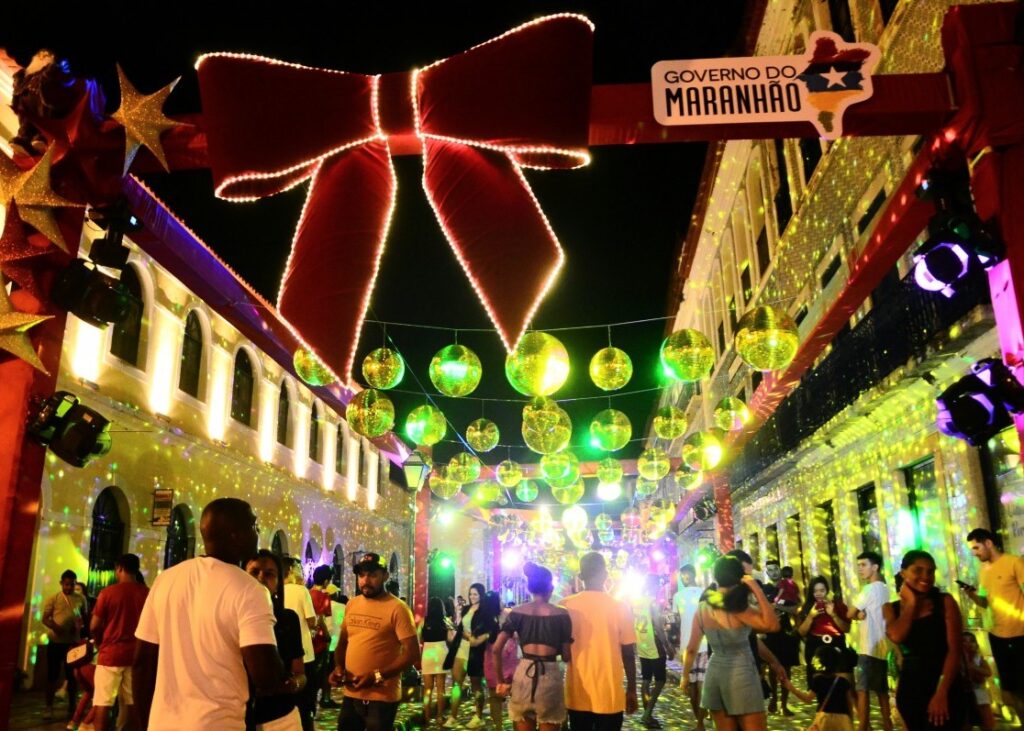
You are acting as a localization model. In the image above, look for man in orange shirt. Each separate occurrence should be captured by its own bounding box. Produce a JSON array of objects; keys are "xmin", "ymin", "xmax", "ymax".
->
[
  {"xmin": 331, "ymin": 552, "xmax": 420, "ymax": 731},
  {"xmin": 561, "ymin": 552, "xmax": 638, "ymax": 731}
]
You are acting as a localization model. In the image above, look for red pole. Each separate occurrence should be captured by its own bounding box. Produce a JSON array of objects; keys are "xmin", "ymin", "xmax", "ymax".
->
[{"xmin": 413, "ymin": 481, "xmax": 430, "ymax": 623}]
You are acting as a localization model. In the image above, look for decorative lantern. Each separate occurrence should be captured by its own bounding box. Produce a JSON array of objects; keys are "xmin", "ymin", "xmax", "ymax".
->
[
  {"xmin": 589, "ymin": 346, "xmax": 633, "ymax": 391},
  {"xmin": 429, "ymin": 467, "xmax": 461, "ymax": 499},
  {"xmin": 402, "ymin": 450, "xmax": 432, "ymax": 491},
  {"xmin": 653, "ymin": 405, "xmax": 687, "ymax": 440},
  {"xmin": 596, "ymin": 457, "xmax": 623, "ymax": 484},
  {"xmin": 496, "ymin": 460, "xmax": 523, "ymax": 488},
  {"xmin": 734, "ymin": 305, "xmax": 799, "ymax": 371},
  {"xmin": 448, "ymin": 452, "xmax": 482, "ymax": 484},
  {"xmin": 714, "ymin": 396, "xmax": 751, "ymax": 432},
  {"xmin": 660, "ymin": 329, "xmax": 714, "ymax": 382},
  {"xmin": 362, "ymin": 347, "xmax": 405, "ymax": 389},
  {"xmin": 293, "ymin": 348, "xmax": 336, "ymax": 387},
  {"xmin": 346, "ymin": 389, "xmax": 394, "ymax": 438},
  {"xmin": 466, "ymin": 418, "xmax": 500, "ymax": 452},
  {"xmin": 595, "ymin": 513, "xmax": 613, "ymax": 532},
  {"xmin": 429, "ymin": 344, "xmax": 482, "ymax": 397},
  {"xmin": 681, "ymin": 430, "xmax": 724, "ymax": 471},
  {"xmin": 522, "ymin": 397, "xmax": 572, "ymax": 455},
  {"xmin": 589, "ymin": 409, "xmax": 632, "ymax": 452},
  {"xmin": 635, "ymin": 478, "xmax": 658, "ymax": 497},
  {"xmin": 475, "ymin": 480, "xmax": 501, "ymax": 503},
  {"xmin": 505, "ymin": 332, "xmax": 570, "ymax": 397},
  {"xmin": 636, "ymin": 447, "xmax": 671, "ymax": 481},
  {"xmin": 551, "ymin": 479, "xmax": 585, "ymax": 505},
  {"xmin": 404, "ymin": 404, "xmax": 447, "ymax": 447},
  {"xmin": 561, "ymin": 505, "xmax": 588, "ymax": 533},
  {"xmin": 515, "ymin": 479, "xmax": 539, "ymax": 502},
  {"xmin": 675, "ymin": 464, "xmax": 704, "ymax": 491}
]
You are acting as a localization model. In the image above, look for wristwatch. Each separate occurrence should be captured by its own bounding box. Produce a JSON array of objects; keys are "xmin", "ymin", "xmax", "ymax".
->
[{"xmin": 373, "ymin": 669, "xmax": 384, "ymax": 685}]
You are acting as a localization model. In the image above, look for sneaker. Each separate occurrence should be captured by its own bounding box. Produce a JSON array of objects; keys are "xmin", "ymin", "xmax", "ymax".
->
[
  {"xmin": 466, "ymin": 716, "xmax": 485, "ymax": 728},
  {"xmin": 443, "ymin": 718, "xmax": 458, "ymax": 728}
]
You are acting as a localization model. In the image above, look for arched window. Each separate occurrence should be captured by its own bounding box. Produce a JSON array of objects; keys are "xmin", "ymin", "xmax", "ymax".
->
[
  {"xmin": 88, "ymin": 487, "xmax": 128, "ymax": 595},
  {"xmin": 277, "ymin": 383, "xmax": 290, "ymax": 446},
  {"xmin": 231, "ymin": 350, "xmax": 254, "ymax": 426},
  {"xmin": 272, "ymin": 529, "xmax": 289, "ymax": 558},
  {"xmin": 335, "ymin": 424, "xmax": 347, "ymax": 474},
  {"xmin": 309, "ymin": 403, "xmax": 320, "ymax": 463},
  {"xmin": 164, "ymin": 504, "xmax": 195, "ymax": 568},
  {"xmin": 110, "ymin": 266, "xmax": 143, "ymax": 365},
  {"xmin": 179, "ymin": 311, "xmax": 203, "ymax": 398},
  {"xmin": 332, "ymin": 544, "xmax": 345, "ymax": 588}
]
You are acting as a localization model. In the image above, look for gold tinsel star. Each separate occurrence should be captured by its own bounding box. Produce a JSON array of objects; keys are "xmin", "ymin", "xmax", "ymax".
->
[
  {"xmin": 0, "ymin": 146, "xmax": 82, "ymax": 252},
  {"xmin": 0, "ymin": 280, "xmax": 52, "ymax": 374},
  {"xmin": 111, "ymin": 65, "xmax": 180, "ymax": 174}
]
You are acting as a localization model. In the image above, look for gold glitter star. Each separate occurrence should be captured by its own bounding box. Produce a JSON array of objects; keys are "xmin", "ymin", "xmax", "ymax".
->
[
  {"xmin": 0, "ymin": 146, "xmax": 82, "ymax": 252},
  {"xmin": 111, "ymin": 65, "xmax": 180, "ymax": 174},
  {"xmin": 0, "ymin": 279, "xmax": 52, "ymax": 374}
]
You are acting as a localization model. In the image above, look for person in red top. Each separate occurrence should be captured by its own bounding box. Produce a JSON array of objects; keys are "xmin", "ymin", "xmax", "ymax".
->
[
  {"xmin": 90, "ymin": 553, "xmax": 149, "ymax": 731},
  {"xmin": 797, "ymin": 576, "xmax": 850, "ymax": 689},
  {"xmin": 310, "ymin": 564, "xmax": 337, "ymax": 710}
]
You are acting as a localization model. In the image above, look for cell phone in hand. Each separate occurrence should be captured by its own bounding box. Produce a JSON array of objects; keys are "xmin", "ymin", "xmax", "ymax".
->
[{"xmin": 955, "ymin": 580, "xmax": 976, "ymax": 592}]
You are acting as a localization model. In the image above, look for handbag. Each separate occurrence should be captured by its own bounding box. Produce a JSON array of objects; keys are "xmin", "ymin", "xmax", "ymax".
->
[
  {"xmin": 806, "ymin": 676, "xmax": 840, "ymax": 731},
  {"xmin": 66, "ymin": 640, "xmax": 94, "ymax": 669}
]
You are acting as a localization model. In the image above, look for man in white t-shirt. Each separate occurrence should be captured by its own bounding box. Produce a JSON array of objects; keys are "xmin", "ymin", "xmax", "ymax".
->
[
  {"xmin": 133, "ymin": 498, "xmax": 283, "ymax": 731},
  {"xmin": 284, "ymin": 559, "xmax": 318, "ymax": 731},
  {"xmin": 848, "ymin": 550, "xmax": 892, "ymax": 731},
  {"xmin": 673, "ymin": 565, "xmax": 707, "ymax": 731}
]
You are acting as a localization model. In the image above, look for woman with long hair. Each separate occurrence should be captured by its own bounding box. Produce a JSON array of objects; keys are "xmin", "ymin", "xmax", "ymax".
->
[
  {"xmin": 797, "ymin": 576, "xmax": 850, "ymax": 688},
  {"xmin": 420, "ymin": 597, "xmax": 451, "ymax": 727},
  {"xmin": 883, "ymin": 550, "xmax": 966, "ymax": 730},
  {"xmin": 482, "ymin": 590, "xmax": 516, "ymax": 731},
  {"xmin": 447, "ymin": 583, "xmax": 487, "ymax": 728},
  {"xmin": 682, "ymin": 555, "xmax": 779, "ymax": 730},
  {"xmin": 493, "ymin": 563, "xmax": 572, "ymax": 731},
  {"xmin": 245, "ymin": 550, "xmax": 306, "ymax": 731}
]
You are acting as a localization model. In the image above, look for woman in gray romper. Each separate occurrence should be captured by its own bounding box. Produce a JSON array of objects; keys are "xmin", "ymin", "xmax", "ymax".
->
[
  {"xmin": 492, "ymin": 563, "xmax": 573, "ymax": 731},
  {"xmin": 681, "ymin": 556, "xmax": 780, "ymax": 730}
]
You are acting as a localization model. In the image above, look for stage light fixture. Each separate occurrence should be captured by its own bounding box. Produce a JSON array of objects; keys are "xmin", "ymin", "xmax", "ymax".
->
[
  {"xmin": 27, "ymin": 391, "xmax": 112, "ymax": 467},
  {"xmin": 50, "ymin": 260, "xmax": 131, "ymax": 328},
  {"xmin": 936, "ymin": 358, "xmax": 1024, "ymax": 445},
  {"xmin": 692, "ymin": 494, "xmax": 718, "ymax": 522},
  {"xmin": 86, "ymin": 198, "xmax": 143, "ymax": 270}
]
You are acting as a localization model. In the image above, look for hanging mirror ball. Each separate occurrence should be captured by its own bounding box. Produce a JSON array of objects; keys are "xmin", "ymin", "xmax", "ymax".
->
[
  {"xmin": 466, "ymin": 418, "xmax": 500, "ymax": 452},
  {"xmin": 346, "ymin": 389, "xmax": 394, "ymax": 438},
  {"xmin": 551, "ymin": 479, "xmax": 585, "ymax": 505},
  {"xmin": 598, "ymin": 529, "xmax": 616, "ymax": 545},
  {"xmin": 596, "ymin": 457, "xmax": 623, "ymax": 484},
  {"xmin": 675, "ymin": 464, "xmax": 704, "ymax": 490},
  {"xmin": 589, "ymin": 409, "xmax": 632, "ymax": 452},
  {"xmin": 540, "ymin": 451, "xmax": 575, "ymax": 481},
  {"xmin": 635, "ymin": 477, "xmax": 659, "ymax": 497},
  {"xmin": 620, "ymin": 507, "xmax": 641, "ymax": 528},
  {"xmin": 505, "ymin": 332, "xmax": 570, "ymax": 397},
  {"xmin": 653, "ymin": 405, "xmax": 688, "ymax": 440},
  {"xmin": 659, "ymin": 329, "xmax": 714, "ymax": 382},
  {"xmin": 595, "ymin": 513, "xmax": 614, "ymax": 532},
  {"xmin": 522, "ymin": 397, "xmax": 572, "ymax": 455},
  {"xmin": 589, "ymin": 346, "xmax": 633, "ymax": 391},
  {"xmin": 475, "ymin": 481, "xmax": 501, "ymax": 503},
  {"xmin": 496, "ymin": 460, "xmax": 523, "ymax": 488},
  {"xmin": 404, "ymin": 404, "xmax": 447, "ymax": 447},
  {"xmin": 597, "ymin": 480, "xmax": 622, "ymax": 501},
  {"xmin": 362, "ymin": 347, "xmax": 405, "ymax": 389},
  {"xmin": 448, "ymin": 452, "xmax": 482, "ymax": 484},
  {"xmin": 561, "ymin": 505, "xmax": 589, "ymax": 533},
  {"xmin": 293, "ymin": 348, "xmax": 336, "ymax": 387},
  {"xmin": 429, "ymin": 468, "xmax": 461, "ymax": 499},
  {"xmin": 714, "ymin": 396, "xmax": 752, "ymax": 432},
  {"xmin": 734, "ymin": 305, "xmax": 799, "ymax": 371},
  {"xmin": 636, "ymin": 447, "xmax": 671, "ymax": 481},
  {"xmin": 429, "ymin": 344, "xmax": 482, "ymax": 397},
  {"xmin": 681, "ymin": 430, "xmax": 724, "ymax": 471},
  {"xmin": 515, "ymin": 479, "xmax": 539, "ymax": 502}
]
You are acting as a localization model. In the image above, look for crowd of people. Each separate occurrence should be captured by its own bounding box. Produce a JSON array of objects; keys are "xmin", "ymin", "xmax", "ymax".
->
[{"xmin": 36, "ymin": 499, "xmax": 1024, "ymax": 731}]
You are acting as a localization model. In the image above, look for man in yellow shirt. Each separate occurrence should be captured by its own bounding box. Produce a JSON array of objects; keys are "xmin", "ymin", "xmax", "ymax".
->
[
  {"xmin": 966, "ymin": 528, "xmax": 1024, "ymax": 719},
  {"xmin": 561, "ymin": 552, "xmax": 638, "ymax": 731}
]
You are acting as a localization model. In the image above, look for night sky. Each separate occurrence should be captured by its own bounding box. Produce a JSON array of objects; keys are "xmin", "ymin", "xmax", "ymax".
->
[{"xmin": 2, "ymin": 3, "xmax": 747, "ymax": 505}]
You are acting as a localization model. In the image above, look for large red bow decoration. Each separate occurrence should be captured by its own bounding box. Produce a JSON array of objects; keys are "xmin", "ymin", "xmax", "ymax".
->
[{"xmin": 196, "ymin": 14, "xmax": 594, "ymax": 382}]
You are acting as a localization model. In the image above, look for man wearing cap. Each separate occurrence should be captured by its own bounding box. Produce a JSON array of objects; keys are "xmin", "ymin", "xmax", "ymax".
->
[{"xmin": 330, "ymin": 552, "xmax": 420, "ymax": 731}]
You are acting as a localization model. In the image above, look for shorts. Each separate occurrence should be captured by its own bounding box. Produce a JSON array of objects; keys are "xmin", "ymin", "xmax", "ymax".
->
[
  {"xmin": 338, "ymin": 697, "xmax": 399, "ymax": 731},
  {"xmin": 640, "ymin": 656, "xmax": 666, "ymax": 683},
  {"xmin": 855, "ymin": 655, "xmax": 888, "ymax": 693},
  {"xmin": 989, "ymin": 633, "xmax": 1024, "ymax": 695},
  {"xmin": 509, "ymin": 658, "xmax": 565, "ymax": 725},
  {"xmin": 94, "ymin": 665, "xmax": 134, "ymax": 706},
  {"xmin": 689, "ymin": 651, "xmax": 709, "ymax": 684},
  {"xmin": 421, "ymin": 640, "xmax": 447, "ymax": 676}
]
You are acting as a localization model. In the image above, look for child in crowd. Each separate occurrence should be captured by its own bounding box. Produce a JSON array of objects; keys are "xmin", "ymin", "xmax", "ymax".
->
[
  {"xmin": 963, "ymin": 632, "xmax": 995, "ymax": 731},
  {"xmin": 785, "ymin": 646, "xmax": 855, "ymax": 731},
  {"xmin": 775, "ymin": 566, "xmax": 801, "ymax": 607}
]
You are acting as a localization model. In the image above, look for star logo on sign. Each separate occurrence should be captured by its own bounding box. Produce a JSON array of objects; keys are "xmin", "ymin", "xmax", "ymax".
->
[{"xmin": 821, "ymin": 66, "xmax": 847, "ymax": 89}]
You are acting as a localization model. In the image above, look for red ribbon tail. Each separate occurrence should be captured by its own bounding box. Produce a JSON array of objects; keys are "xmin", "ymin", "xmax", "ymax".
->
[
  {"xmin": 278, "ymin": 140, "xmax": 396, "ymax": 383},
  {"xmin": 421, "ymin": 139, "xmax": 564, "ymax": 351}
]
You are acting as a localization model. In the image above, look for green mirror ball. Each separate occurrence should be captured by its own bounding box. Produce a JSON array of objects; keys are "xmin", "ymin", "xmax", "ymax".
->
[
  {"xmin": 681, "ymin": 430, "xmax": 725, "ymax": 471},
  {"xmin": 404, "ymin": 404, "xmax": 447, "ymax": 447},
  {"xmin": 675, "ymin": 464, "xmax": 704, "ymax": 491},
  {"xmin": 361, "ymin": 347, "xmax": 405, "ymax": 389},
  {"xmin": 659, "ymin": 328, "xmax": 715, "ymax": 382},
  {"xmin": 505, "ymin": 332, "xmax": 570, "ymax": 397},
  {"xmin": 539, "ymin": 451, "xmax": 581, "ymax": 489},
  {"xmin": 714, "ymin": 396, "xmax": 752, "ymax": 432},
  {"xmin": 496, "ymin": 459, "xmax": 523, "ymax": 488},
  {"xmin": 635, "ymin": 477, "xmax": 659, "ymax": 497},
  {"xmin": 734, "ymin": 305, "xmax": 800, "ymax": 371},
  {"xmin": 561, "ymin": 505, "xmax": 589, "ymax": 533},
  {"xmin": 293, "ymin": 348, "xmax": 336, "ymax": 387},
  {"xmin": 522, "ymin": 397, "xmax": 572, "ymax": 455},
  {"xmin": 589, "ymin": 408, "xmax": 632, "ymax": 452},
  {"xmin": 515, "ymin": 479, "xmax": 539, "ymax": 502},
  {"xmin": 594, "ymin": 513, "xmax": 614, "ymax": 532},
  {"xmin": 466, "ymin": 418, "xmax": 500, "ymax": 452},
  {"xmin": 429, "ymin": 468, "xmax": 461, "ymax": 499},
  {"xmin": 429, "ymin": 344, "xmax": 482, "ymax": 397},
  {"xmin": 475, "ymin": 481, "xmax": 501, "ymax": 503},
  {"xmin": 596, "ymin": 457, "xmax": 623, "ymax": 484},
  {"xmin": 551, "ymin": 479, "xmax": 585, "ymax": 505},
  {"xmin": 598, "ymin": 529, "xmax": 616, "ymax": 545},
  {"xmin": 653, "ymin": 405, "xmax": 688, "ymax": 440},
  {"xmin": 589, "ymin": 346, "xmax": 633, "ymax": 391},
  {"xmin": 636, "ymin": 447, "xmax": 671, "ymax": 481},
  {"xmin": 448, "ymin": 452, "xmax": 483, "ymax": 484},
  {"xmin": 346, "ymin": 389, "xmax": 394, "ymax": 439}
]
